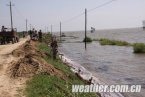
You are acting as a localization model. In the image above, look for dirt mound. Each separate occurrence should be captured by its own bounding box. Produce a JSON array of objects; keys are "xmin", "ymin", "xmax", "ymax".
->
[
  {"xmin": 9, "ymin": 57, "xmax": 39, "ymax": 77},
  {"xmin": 12, "ymin": 49, "xmax": 25, "ymax": 57},
  {"xmin": 12, "ymin": 41, "xmax": 37, "ymax": 57},
  {"xmin": 9, "ymin": 41, "xmax": 66, "ymax": 79}
]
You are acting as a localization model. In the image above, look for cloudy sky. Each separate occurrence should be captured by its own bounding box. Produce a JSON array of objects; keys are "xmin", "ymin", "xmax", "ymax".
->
[{"xmin": 0, "ymin": 0, "xmax": 145, "ymax": 32}]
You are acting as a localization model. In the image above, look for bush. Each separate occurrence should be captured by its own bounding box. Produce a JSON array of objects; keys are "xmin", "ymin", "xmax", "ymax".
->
[
  {"xmin": 61, "ymin": 33, "xmax": 66, "ymax": 37},
  {"xmin": 133, "ymin": 43, "xmax": 145, "ymax": 53},
  {"xmin": 99, "ymin": 38, "xmax": 130, "ymax": 46},
  {"xmin": 83, "ymin": 37, "xmax": 92, "ymax": 42}
]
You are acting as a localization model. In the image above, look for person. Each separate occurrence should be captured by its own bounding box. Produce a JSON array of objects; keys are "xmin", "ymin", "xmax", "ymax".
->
[
  {"xmin": 23, "ymin": 31, "xmax": 25, "ymax": 38},
  {"xmin": 1, "ymin": 26, "xmax": 7, "ymax": 32},
  {"xmin": 29, "ymin": 30, "xmax": 33, "ymax": 39},
  {"xmin": 32, "ymin": 28, "xmax": 35, "ymax": 38},
  {"xmin": 35, "ymin": 30, "xmax": 38, "ymax": 40},
  {"xmin": 51, "ymin": 36, "xmax": 58, "ymax": 59},
  {"xmin": 38, "ymin": 30, "xmax": 42, "ymax": 42}
]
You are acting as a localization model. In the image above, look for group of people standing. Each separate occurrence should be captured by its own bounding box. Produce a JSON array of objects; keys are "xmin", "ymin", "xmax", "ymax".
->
[
  {"xmin": 28, "ymin": 28, "xmax": 58, "ymax": 60},
  {"xmin": 29, "ymin": 28, "xmax": 42, "ymax": 41}
]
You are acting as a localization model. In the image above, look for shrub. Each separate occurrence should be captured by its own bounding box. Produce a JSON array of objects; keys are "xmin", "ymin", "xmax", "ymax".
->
[
  {"xmin": 61, "ymin": 33, "xmax": 66, "ymax": 37},
  {"xmin": 99, "ymin": 38, "xmax": 130, "ymax": 46},
  {"xmin": 133, "ymin": 43, "xmax": 145, "ymax": 53},
  {"xmin": 83, "ymin": 37, "xmax": 92, "ymax": 42}
]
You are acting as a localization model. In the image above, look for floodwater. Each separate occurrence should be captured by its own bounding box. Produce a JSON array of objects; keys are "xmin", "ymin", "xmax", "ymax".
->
[{"xmin": 58, "ymin": 27, "xmax": 145, "ymax": 97}]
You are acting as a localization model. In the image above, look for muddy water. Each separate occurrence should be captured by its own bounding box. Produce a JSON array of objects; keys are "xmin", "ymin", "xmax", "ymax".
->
[{"xmin": 58, "ymin": 27, "xmax": 145, "ymax": 97}]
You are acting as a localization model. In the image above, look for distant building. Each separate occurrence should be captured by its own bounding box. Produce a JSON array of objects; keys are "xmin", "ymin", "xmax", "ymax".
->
[{"xmin": 142, "ymin": 20, "xmax": 145, "ymax": 29}]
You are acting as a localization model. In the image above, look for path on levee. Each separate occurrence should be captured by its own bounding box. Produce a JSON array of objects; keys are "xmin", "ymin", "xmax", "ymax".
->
[{"xmin": 0, "ymin": 37, "xmax": 29, "ymax": 97}]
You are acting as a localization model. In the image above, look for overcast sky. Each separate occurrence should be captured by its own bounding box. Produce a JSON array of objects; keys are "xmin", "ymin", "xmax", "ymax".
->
[{"xmin": 0, "ymin": 0, "xmax": 145, "ymax": 32}]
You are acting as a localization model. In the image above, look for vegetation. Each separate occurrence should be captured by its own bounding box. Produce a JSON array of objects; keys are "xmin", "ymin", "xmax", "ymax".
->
[
  {"xmin": 17, "ymin": 32, "xmax": 23, "ymax": 38},
  {"xmin": 42, "ymin": 33, "xmax": 52, "ymax": 44},
  {"xmin": 99, "ymin": 38, "xmax": 131, "ymax": 46},
  {"xmin": 26, "ymin": 74, "xmax": 95, "ymax": 97},
  {"xmin": 17, "ymin": 31, "xmax": 26, "ymax": 38},
  {"xmin": 61, "ymin": 33, "xmax": 66, "ymax": 37},
  {"xmin": 92, "ymin": 39, "xmax": 99, "ymax": 41},
  {"xmin": 133, "ymin": 43, "xmax": 145, "ymax": 53},
  {"xmin": 25, "ymin": 36, "xmax": 97, "ymax": 97},
  {"xmin": 98, "ymin": 38, "xmax": 145, "ymax": 54},
  {"xmin": 83, "ymin": 37, "xmax": 92, "ymax": 43}
]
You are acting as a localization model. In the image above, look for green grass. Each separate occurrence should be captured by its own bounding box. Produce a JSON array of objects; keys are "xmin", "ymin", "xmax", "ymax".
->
[
  {"xmin": 133, "ymin": 43, "xmax": 145, "ymax": 53},
  {"xmin": 42, "ymin": 33, "xmax": 52, "ymax": 44},
  {"xmin": 26, "ymin": 74, "xmax": 71, "ymax": 97},
  {"xmin": 25, "ymin": 42, "xmax": 97, "ymax": 97},
  {"xmin": 99, "ymin": 38, "xmax": 131, "ymax": 46},
  {"xmin": 98, "ymin": 38, "xmax": 145, "ymax": 54},
  {"xmin": 83, "ymin": 37, "xmax": 92, "ymax": 43},
  {"xmin": 17, "ymin": 32, "xmax": 26, "ymax": 38}
]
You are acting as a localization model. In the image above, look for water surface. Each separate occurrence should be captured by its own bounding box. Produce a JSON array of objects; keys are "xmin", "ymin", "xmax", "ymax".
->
[{"xmin": 59, "ymin": 27, "xmax": 145, "ymax": 97}]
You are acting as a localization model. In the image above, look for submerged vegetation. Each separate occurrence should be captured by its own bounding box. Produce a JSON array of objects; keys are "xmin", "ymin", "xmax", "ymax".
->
[
  {"xmin": 96, "ymin": 38, "xmax": 145, "ymax": 53},
  {"xmin": 133, "ymin": 43, "xmax": 145, "ymax": 53},
  {"xmin": 99, "ymin": 38, "xmax": 131, "ymax": 46},
  {"xmin": 83, "ymin": 37, "xmax": 92, "ymax": 42}
]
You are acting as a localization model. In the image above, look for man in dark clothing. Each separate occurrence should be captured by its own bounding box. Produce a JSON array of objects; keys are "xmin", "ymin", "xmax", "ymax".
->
[
  {"xmin": 38, "ymin": 30, "xmax": 42, "ymax": 42},
  {"xmin": 29, "ymin": 30, "xmax": 33, "ymax": 39},
  {"xmin": 1, "ymin": 26, "xmax": 7, "ymax": 32},
  {"xmin": 51, "ymin": 36, "xmax": 58, "ymax": 60}
]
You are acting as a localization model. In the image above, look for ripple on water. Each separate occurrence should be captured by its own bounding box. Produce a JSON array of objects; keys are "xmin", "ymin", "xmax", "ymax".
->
[
  {"xmin": 95, "ymin": 65, "xmax": 109, "ymax": 72},
  {"xmin": 124, "ymin": 77, "xmax": 145, "ymax": 89}
]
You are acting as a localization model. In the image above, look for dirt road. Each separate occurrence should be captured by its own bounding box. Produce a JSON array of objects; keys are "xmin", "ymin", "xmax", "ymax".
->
[{"xmin": 0, "ymin": 37, "xmax": 29, "ymax": 97}]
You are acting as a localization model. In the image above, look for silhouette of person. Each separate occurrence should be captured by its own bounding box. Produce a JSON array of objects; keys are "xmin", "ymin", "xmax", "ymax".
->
[
  {"xmin": 51, "ymin": 36, "xmax": 58, "ymax": 59},
  {"xmin": 38, "ymin": 30, "xmax": 42, "ymax": 42},
  {"xmin": 1, "ymin": 26, "xmax": 7, "ymax": 32},
  {"xmin": 29, "ymin": 30, "xmax": 33, "ymax": 39}
]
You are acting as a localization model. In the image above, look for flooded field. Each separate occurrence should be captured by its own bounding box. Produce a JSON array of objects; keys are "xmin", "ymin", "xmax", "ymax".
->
[{"xmin": 59, "ymin": 27, "xmax": 145, "ymax": 97}]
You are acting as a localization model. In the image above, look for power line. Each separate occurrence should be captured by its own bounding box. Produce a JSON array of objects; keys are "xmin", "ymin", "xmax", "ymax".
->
[
  {"xmin": 13, "ymin": 6, "xmax": 26, "ymax": 21},
  {"xmin": 13, "ymin": 6, "xmax": 37, "ymax": 30},
  {"xmin": 4, "ymin": 0, "xmax": 117, "ymax": 31},
  {"xmin": 61, "ymin": 0, "xmax": 117, "ymax": 25},
  {"xmin": 62, "ymin": 12, "xmax": 84, "ymax": 24},
  {"xmin": 88, "ymin": 0, "xmax": 117, "ymax": 12}
]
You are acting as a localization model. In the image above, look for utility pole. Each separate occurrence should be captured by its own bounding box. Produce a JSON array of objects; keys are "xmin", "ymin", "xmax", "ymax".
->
[
  {"xmin": 47, "ymin": 27, "xmax": 48, "ymax": 33},
  {"xmin": 26, "ymin": 19, "xmax": 28, "ymax": 32},
  {"xmin": 30, "ymin": 24, "xmax": 32, "ymax": 30},
  {"xmin": 7, "ymin": 1, "xmax": 14, "ymax": 29},
  {"xmin": 45, "ymin": 26, "xmax": 46, "ymax": 33},
  {"xmin": 60, "ymin": 22, "xmax": 62, "ymax": 42},
  {"xmin": 51, "ymin": 25, "xmax": 52, "ymax": 35},
  {"xmin": 85, "ymin": 8, "xmax": 87, "ymax": 50}
]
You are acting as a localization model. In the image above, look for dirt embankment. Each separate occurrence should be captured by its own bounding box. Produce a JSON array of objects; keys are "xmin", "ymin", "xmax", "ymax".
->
[
  {"xmin": 0, "ymin": 38, "xmax": 29, "ymax": 97},
  {"xmin": 0, "ymin": 39, "xmax": 66, "ymax": 97},
  {"xmin": 10, "ymin": 40, "xmax": 65, "ymax": 79}
]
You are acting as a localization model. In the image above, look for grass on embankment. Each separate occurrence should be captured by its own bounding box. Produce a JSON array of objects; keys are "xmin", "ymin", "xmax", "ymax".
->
[{"xmin": 25, "ymin": 42, "xmax": 97, "ymax": 97}]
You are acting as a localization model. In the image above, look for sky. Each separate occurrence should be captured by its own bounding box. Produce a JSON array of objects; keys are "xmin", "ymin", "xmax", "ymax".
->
[{"xmin": 0, "ymin": 0, "xmax": 145, "ymax": 32}]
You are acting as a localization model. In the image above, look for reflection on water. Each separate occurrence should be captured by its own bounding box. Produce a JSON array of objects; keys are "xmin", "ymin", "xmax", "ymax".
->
[{"xmin": 59, "ymin": 27, "xmax": 145, "ymax": 97}]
